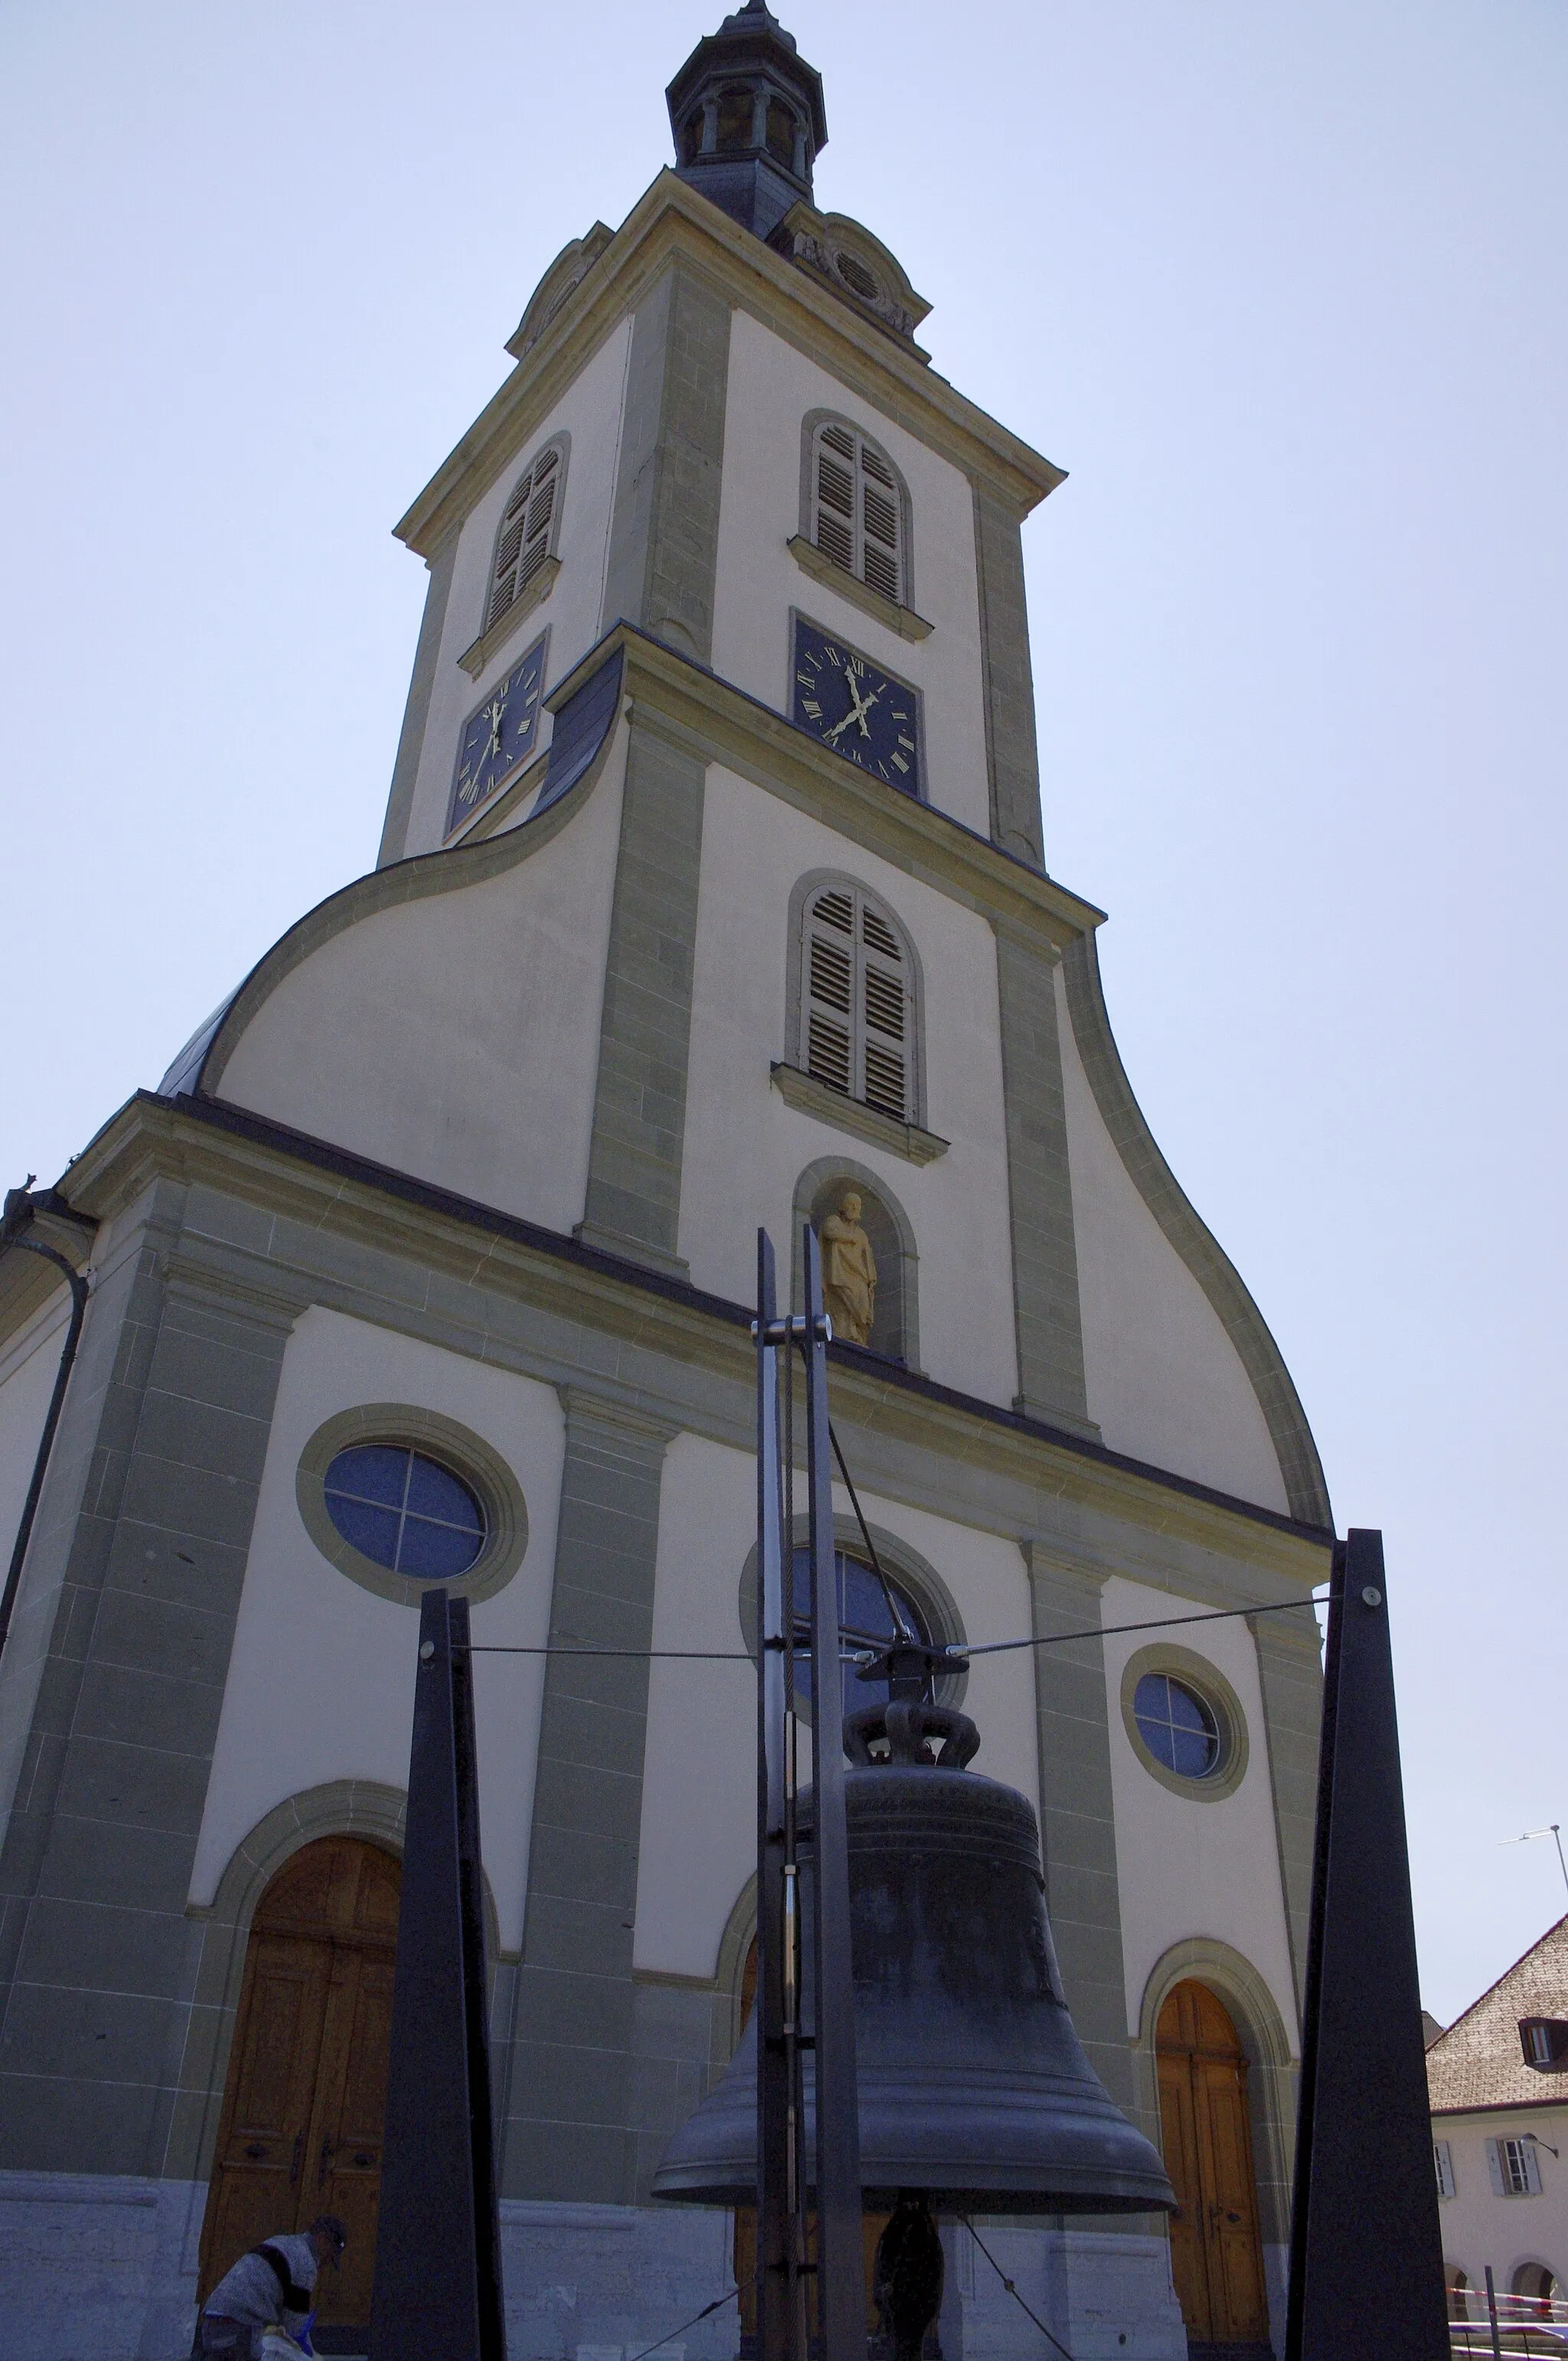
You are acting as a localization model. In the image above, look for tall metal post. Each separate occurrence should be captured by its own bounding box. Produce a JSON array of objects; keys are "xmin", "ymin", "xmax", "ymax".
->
[
  {"xmin": 802, "ymin": 1224, "xmax": 865, "ymax": 2361},
  {"xmin": 370, "ymin": 1588, "xmax": 505, "ymax": 2361},
  {"xmin": 1285, "ymin": 1531, "xmax": 1447, "ymax": 2360},
  {"xmin": 756, "ymin": 1232, "xmax": 796, "ymax": 2361}
]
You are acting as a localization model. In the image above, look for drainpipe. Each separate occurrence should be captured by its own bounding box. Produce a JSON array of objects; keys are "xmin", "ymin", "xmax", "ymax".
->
[{"xmin": 0, "ymin": 1179, "xmax": 93, "ymax": 1666}]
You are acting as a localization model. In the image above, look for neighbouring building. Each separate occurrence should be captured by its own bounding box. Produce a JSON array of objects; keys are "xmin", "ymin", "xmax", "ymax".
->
[
  {"xmin": 1429, "ymin": 1917, "xmax": 1568, "ymax": 2330},
  {"xmin": 0, "ymin": 7, "xmax": 1333, "ymax": 2357}
]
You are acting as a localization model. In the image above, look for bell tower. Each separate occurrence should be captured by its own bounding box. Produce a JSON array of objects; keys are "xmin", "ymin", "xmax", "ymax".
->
[
  {"xmin": 666, "ymin": 0, "xmax": 828, "ymax": 240},
  {"xmin": 0, "ymin": 8, "xmax": 1332, "ymax": 2359}
]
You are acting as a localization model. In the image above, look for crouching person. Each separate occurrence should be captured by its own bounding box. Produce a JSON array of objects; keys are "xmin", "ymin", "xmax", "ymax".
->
[{"xmin": 198, "ymin": 2215, "xmax": 347, "ymax": 2358}]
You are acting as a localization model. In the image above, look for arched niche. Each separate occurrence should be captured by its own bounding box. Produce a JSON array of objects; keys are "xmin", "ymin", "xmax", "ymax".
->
[{"xmin": 791, "ymin": 1155, "xmax": 920, "ymax": 1370}]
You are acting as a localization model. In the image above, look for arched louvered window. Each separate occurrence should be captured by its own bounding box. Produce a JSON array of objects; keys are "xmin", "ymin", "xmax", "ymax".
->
[
  {"xmin": 810, "ymin": 419, "xmax": 905, "ymax": 608},
  {"xmin": 485, "ymin": 441, "xmax": 566, "ymax": 634},
  {"xmin": 799, "ymin": 881, "xmax": 916, "ymax": 1124}
]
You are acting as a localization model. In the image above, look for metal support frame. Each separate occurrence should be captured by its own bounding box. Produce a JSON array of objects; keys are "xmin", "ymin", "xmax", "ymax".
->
[
  {"xmin": 370, "ymin": 1588, "xmax": 505, "ymax": 2361},
  {"xmin": 754, "ymin": 1226, "xmax": 865, "ymax": 2361},
  {"xmin": 1285, "ymin": 1530, "xmax": 1448, "ymax": 2359}
]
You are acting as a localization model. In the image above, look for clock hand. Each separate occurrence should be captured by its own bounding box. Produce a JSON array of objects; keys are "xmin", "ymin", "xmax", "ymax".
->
[{"xmin": 824, "ymin": 681, "xmax": 880, "ymax": 743}]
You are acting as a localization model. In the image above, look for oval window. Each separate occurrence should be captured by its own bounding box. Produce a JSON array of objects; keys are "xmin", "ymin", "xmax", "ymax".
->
[
  {"xmin": 789, "ymin": 1547, "xmax": 930, "ymax": 1711},
  {"xmin": 1132, "ymin": 1671, "xmax": 1220, "ymax": 1779},
  {"xmin": 322, "ymin": 1444, "xmax": 485, "ymax": 1579}
]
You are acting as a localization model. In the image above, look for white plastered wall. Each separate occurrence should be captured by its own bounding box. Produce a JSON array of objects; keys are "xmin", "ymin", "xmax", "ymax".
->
[
  {"xmin": 191, "ymin": 1305, "xmax": 565, "ymax": 1953},
  {"xmin": 1101, "ymin": 1573, "xmax": 1298, "ymax": 2043},
  {"xmin": 217, "ymin": 720, "xmax": 627, "ymax": 1232},
  {"xmin": 679, "ymin": 766, "xmax": 1018, "ymax": 1406},
  {"xmin": 712, "ymin": 310, "xmax": 990, "ymax": 839},
  {"xmin": 1432, "ymin": 2103, "xmax": 1568, "ymax": 2295},
  {"xmin": 633, "ymin": 1429, "xmax": 1039, "ymax": 1981},
  {"xmin": 401, "ymin": 314, "xmax": 634, "ymax": 858},
  {"xmin": 1058, "ymin": 967, "xmax": 1288, "ymax": 1511}
]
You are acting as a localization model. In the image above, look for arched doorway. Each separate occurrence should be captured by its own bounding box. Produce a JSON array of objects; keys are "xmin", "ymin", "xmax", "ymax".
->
[
  {"xmin": 198, "ymin": 1837, "xmax": 400, "ymax": 2338},
  {"xmin": 1514, "ymin": 2262, "xmax": 1557, "ymax": 2319},
  {"xmin": 1155, "ymin": 1980, "xmax": 1270, "ymax": 2352}
]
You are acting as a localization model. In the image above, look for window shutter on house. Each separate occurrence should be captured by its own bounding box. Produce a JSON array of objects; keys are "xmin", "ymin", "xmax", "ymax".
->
[
  {"xmin": 488, "ymin": 443, "xmax": 562, "ymax": 630},
  {"xmin": 812, "ymin": 422, "xmax": 904, "ymax": 607},
  {"xmin": 801, "ymin": 883, "xmax": 913, "ymax": 1122},
  {"xmin": 1488, "ymin": 2137, "xmax": 1543, "ymax": 2196},
  {"xmin": 1433, "ymin": 2141, "xmax": 1455, "ymax": 2198}
]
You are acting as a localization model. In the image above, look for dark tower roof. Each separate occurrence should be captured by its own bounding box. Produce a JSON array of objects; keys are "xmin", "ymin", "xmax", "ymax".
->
[{"xmin": 666, "ymin": 0, "xmax": 828, "ymax": 243}]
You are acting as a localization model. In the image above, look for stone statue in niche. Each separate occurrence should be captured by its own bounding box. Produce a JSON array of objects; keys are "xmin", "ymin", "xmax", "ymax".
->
[{"xmin": 818, "ymin": 1190, "xmax": 877, "ymax": 1346}]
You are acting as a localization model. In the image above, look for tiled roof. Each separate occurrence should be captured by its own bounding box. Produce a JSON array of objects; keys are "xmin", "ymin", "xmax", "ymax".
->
[{"xmin": 1429, "ymin": 1915, "xmax": 1568, "ymax": 2114}]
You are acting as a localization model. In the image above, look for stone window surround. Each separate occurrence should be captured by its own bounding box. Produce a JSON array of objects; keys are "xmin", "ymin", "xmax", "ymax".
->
[
  {"xmin": 296, "ymin": 1401, "xmax": 529, "ymax": 1609},
  {"xmin": 457, "ymin": 430, "xmax": 572, "ymax": 681},
  {"xmin": 1119, "ymin": 1641, "xmax": 1250, "ymax": 1804},
  {"xmin": 736, "ymin": 1509, "xmax": 968, "ymax": 1730}
]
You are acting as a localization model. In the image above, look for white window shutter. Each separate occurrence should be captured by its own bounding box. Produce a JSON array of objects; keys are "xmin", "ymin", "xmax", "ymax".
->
[
  {"xmin": 1487, "ymin": 2140, "xmax": 1504, "ymax": 2195},
  {"xmin": 801, "ymin": 884, "xmax": 914, "ymax": 1122},
  {"xmin": 811, "ymin": 422, "xmax": 904, "ymax": 607},
  {"xmin": 1525, "ymin": 2141, "xmax": 1544, "ymax": 2195},
  {"xmin": 488, "ymin": 442, "xmax": 564, "ymax": 630}
]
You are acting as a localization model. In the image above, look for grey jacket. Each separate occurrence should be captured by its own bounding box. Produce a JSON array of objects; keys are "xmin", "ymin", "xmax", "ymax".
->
[{"xmin": 203, "ymin": 2233, "xmax": 318, "ymax": 2336}]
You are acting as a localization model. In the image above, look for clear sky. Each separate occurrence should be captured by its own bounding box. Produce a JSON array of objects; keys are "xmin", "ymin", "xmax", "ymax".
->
[{"xmin": 2, "ymin": 0, "xmax": 1564, "ymax": 2027}]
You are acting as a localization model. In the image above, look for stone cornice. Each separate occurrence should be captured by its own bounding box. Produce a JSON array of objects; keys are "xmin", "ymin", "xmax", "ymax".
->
[
  {"xmin": 56, "ymin": 1090, "xmax": 1334, "ymax": 1594},
  {"xmin": 394, "ymin": 171, "xmax": 1065, "ymax": 560},
  {"xmin": 188, "ymin": 625, "xmax": 1096, "ymax": 1116},
  {"xmin": 599, "ymin": 625, "xmax": 1103, "ymax": 947}
]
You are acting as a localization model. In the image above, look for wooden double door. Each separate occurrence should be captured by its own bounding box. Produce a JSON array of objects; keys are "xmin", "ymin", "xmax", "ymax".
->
[
  {"xmin": 198, "ymin": 1837, "xmax": 400, "ymax": 2335},
  {"xmin": 1155, "ymin": 1981, "xmax": 1270, "ymax": 2351}
]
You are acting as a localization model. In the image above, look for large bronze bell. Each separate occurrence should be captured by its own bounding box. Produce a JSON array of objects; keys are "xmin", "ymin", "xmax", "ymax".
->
[{"xmin": 653, "ymin": 1688, "xmax": 1174, "ymax": 2215}]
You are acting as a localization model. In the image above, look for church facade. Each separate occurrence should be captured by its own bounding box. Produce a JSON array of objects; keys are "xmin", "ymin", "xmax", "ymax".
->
[{"xmin": 0, "ymin": 9, "xmax": 1331, "ymax": 2357}]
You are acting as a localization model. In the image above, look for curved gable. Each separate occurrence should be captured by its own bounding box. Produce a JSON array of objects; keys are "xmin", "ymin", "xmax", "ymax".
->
[{"xmin": 1061, "ymin": 935, "xmax": 1330, "ymax": 1527}]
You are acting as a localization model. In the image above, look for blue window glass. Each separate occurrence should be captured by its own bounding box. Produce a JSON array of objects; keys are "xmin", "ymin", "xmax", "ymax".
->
[
  {"xmin": 1132, "ymin": 1673, "xmax": 1220, "ymax": 1778},
  {"xmin": 324, "ymin": 1445, "xmax": 485, "ymax": 1579},
  {"xmin": 789, "ymin": 1547, "xmax": 929, "ymax": 1712}
]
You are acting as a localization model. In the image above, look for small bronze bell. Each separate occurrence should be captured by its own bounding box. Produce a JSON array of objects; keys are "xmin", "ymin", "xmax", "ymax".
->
[{"xmin": 653, "ymin": 1680, "xmax": 1174, "ymax": 2216}]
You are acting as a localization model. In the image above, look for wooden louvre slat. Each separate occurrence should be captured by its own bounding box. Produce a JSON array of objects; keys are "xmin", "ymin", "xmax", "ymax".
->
[
  {"xmin": 864, "ymin": 1043, "xmax": 907, "ymax": 1118},
  {"xmin": 863, "ymin": 967, "xmax": 904, "ymax": 1040},
  {"xmin": 808, "ymin": 1014, "xmax": 852, "ymax": 1094},
  {"xmin": 861, "ymin": 906, "xmax": 900, "ymax": 960},
  {"xmin": 809, "ymin": 937, "xmax": 853, "ymax": 1013}
]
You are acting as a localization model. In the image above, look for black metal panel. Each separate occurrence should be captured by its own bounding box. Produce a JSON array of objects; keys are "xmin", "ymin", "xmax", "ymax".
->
[
  {"xmin": 755, "ymin": 1232, "xmax": 795, "ymax": 2361},
  {"xmin": 803, "ymin": 1225, "xmax": 865, "ymax": 2360},
  {"xmin": 369, "ymin": 1589, "xmax": 504, "ymax": 2361},
  {"xmin": 1285, "ymin": 1531, "xmax": 1447, "ymax": 2359}
]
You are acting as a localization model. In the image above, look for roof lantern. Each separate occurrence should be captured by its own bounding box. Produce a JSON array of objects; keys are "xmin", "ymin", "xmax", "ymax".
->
[{"xmin": 666, "ymin": 0, "xmax": 828, "ymax": 242}]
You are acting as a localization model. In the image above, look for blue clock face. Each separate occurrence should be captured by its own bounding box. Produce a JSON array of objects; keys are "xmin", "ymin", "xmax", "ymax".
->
[
  {"xmin": 791, "ymin": 619, "xmax": 921, "ymax": 795},
  {"xmin": 447, "ymin": 633, "xmax": 548, "ymax": 835}
]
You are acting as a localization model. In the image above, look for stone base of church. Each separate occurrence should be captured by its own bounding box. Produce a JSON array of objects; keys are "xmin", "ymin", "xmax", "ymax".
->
[
  {"xmin": 0, "ymin": 2180, "xmax": 1189, "ymax": 2361},
  {"xmin": 0, "ymin": 2173, "xmax": 206, "ymax": 2361}
]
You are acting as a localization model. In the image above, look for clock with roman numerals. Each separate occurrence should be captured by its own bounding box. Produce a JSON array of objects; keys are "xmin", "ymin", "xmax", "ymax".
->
[
  {"xmin": 446, "ymin": 632, "xmax": 548, "ymax": 837},
  {"xmin": 791, "ymin": 617, "xmax": 922, "ymax": 795}
]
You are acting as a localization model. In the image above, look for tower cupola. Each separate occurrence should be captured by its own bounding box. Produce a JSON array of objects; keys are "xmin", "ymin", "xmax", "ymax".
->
[{"xmin": 666, "ymin": 0, "xmax": 828, "ymax": 243}]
